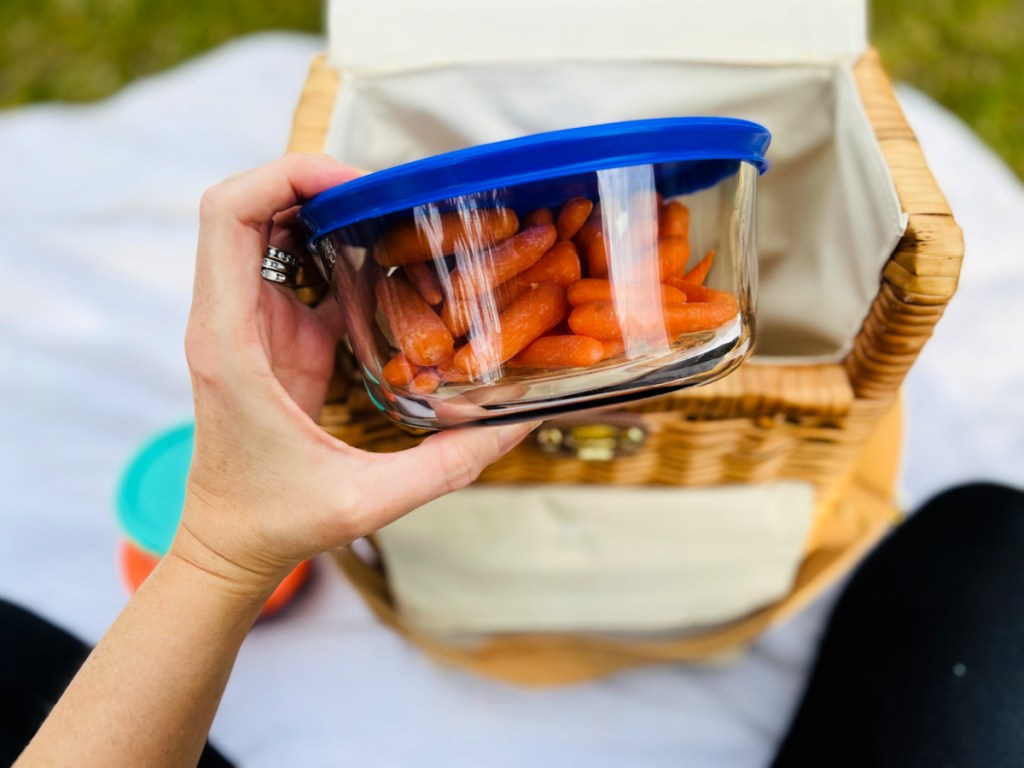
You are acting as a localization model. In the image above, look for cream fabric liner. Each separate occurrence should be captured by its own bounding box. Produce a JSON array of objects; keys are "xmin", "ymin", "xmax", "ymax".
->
[
  {"xmin": 375, "ymin": 482, "xmax": 815, "ymax": 636},
  {"xmin": 324, "ymin": 1, "xmax": 905, "ymax": 361}
]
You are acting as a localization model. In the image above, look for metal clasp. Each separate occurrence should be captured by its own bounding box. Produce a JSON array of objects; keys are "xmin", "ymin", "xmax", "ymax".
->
[{"xmin": 534, "ymin": 416, "xmax": 648, "ymax": 461}]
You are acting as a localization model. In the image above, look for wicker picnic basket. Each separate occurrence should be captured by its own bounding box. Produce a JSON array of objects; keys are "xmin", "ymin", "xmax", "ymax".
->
[{"xmin": 286, "ymin": 49, "xmax": 963, "ymax": 685}]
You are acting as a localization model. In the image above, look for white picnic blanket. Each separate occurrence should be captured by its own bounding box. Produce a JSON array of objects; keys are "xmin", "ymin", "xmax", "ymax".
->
[{"xmin": 1, "ymin": 33, "xmax": 1021, "ymax": 768}]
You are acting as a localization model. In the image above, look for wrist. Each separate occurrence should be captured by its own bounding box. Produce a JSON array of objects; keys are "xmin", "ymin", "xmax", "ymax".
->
[
  {"xmin": 168, "ymin": 500, "xmax": 293, "ymax": 607},
  {"xmin": 154, "ymin": 549, "xmax": 271, "ymax": 631}
]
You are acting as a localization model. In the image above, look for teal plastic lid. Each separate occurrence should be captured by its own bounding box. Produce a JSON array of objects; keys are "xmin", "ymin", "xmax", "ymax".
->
[{"xmin": 115, "ymin": 423, "xmax": 194, "ymax": 556}]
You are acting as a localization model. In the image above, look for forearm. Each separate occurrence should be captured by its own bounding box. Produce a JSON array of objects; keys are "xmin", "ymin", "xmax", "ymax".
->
[
  {"xmin": 16, "ymin": 532, "xmax": 272, "ymax": 768},
  {"xmin": 13, "ymin": 155, "xmax": 532, "ymax": 767}
]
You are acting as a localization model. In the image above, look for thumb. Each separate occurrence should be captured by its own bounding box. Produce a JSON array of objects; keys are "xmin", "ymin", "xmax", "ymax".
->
[{"xmin": 353, "ymin": 421, "xmax": 538, "ymax": 532}]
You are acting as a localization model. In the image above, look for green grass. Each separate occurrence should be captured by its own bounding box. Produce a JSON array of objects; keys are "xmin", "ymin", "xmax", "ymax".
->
[
  {"xmin": 2, "ymin": 0, "xmax": 1021, "ymax": 178},
  {"xmin": 873, "ymin": 0, "xmax": 1024, "ymax": 178},
  {"xmin": 0, "ymin": 0, "xmax": 321, "ymax": 104}
]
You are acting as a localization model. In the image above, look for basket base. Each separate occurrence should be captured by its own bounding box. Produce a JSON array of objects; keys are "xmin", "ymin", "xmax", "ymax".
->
[{"xmin": 333, "ymin": 400, "xmax": 902, "ymax": 686}]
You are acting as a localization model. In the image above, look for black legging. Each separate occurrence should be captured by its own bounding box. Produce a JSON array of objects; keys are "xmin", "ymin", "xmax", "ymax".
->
[
  {"xmin": 773, "ymin": 482, "xmax": 1024, "ymax": 767},
  {"xmin": 2, "ymin": 483, "xmax": 1022, "ymax": 767},
  {"xmin": 0, "ymin": 601, "xmax": 235, "ymax": 767}
]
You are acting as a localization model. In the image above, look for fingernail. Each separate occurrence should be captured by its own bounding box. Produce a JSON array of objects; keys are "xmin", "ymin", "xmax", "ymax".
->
[{"xmin": 497, "ymin": 421, "xmax": 537, "ymax": 452}]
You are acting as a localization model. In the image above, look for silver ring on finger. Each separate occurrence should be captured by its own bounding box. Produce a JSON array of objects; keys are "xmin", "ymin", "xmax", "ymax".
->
[{"xmin": 261, "ymin": 246, "xmax": 298, "ymax": 286}]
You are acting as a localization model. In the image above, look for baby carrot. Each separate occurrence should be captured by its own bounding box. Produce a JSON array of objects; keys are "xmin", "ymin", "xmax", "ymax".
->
[
  {"xmin": 662, "ymin": 279, "xmax": 736, "ymax": 307},
  {"xmin": 524, "ymin": 208, "xmax": 554, "ymax": 227},
  {"xmin": 437, "ymin": 360, "xmax": 472, "ymax": 383},
  {"xmin": 585, "ymin": 234, "xmax": 609, "ymax": 279},
  {"xmin": 509, "ymin": 335, "xmax": 605, "ymax": 368},
  {"xmin": 381, "ymin": 352, "xmax": 416, "ymax": 387},
  {"xmin": 376, "ymin": 275, "xmax": 455, "ymax": 367},
  {"xmin": 441, "ymin": 280, "xmax": 527, "ymax": 338},
  {"xmin": 555, "ymin": 197, "xmax": 594, "ymax": 241},
  {"xmin": 601, "ymin": 338, "xmax": 626, "ymax": 359},
  {"xmin": 404, "ymin": 262, "xmax": 443, "ymax": 305},
  {"xmin": 661, "ymin": 283, "xmax": 689, "ymax": 304},
  {"xmin": 448, "ymin": 224, "xmax": 557, "ymax": 301},
  {"xmin": 374, "ymin": 208, "xmax": 520, "ymax": 267},
  {"xmin": 567, "ymin": 278, "xmax": 610, "ymax": 305},
  {"xmin": 573, "ymin": 205, "xmax": 603, "ymax": 248},
  {"xmin": 659, "ymin": 201, "xmax": 689, "ymax": 239},
  {"xmin": 568, "ymin": 296, "xmax": 737, "ymax": 340},
  {"xmin": 568, "ymin": 302, "xmax": 622, "ymax": 340},
  {"xmin": 515, "ymin": 241, "xmax": 581, "ymax": 287},
  {"xmin": 409, "ymin": 368, "xmax": 441, "ymax": 394},
  {"xmin": 567, "ymin": 279, "xmax": 689, "ymax": 306},
  {"xmin": 682, "ymin": 249, "xmax": 715, "ymax": 285},
  {"xmin": 663, "ymin": 299, "xmax": 739, "ymax": 335},
  {"xmin": 657, "ymin": 237, "xmax": 691, "ymax": 280},
  {"xmin": 454, "ymin": 282, "xmax": 568, "ymax": 377}
]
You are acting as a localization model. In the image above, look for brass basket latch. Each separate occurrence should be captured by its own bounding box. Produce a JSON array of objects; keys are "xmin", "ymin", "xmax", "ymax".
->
[{"xmin": 534, "ymin": 416, "xmax": 648, "ymax": 462}]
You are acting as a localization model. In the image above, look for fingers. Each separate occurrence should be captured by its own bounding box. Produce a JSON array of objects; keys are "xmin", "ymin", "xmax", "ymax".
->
[
  {"xmin": 206, "ymin": 154, "xmax": 361, "ymax": 229},
  {"xmin": 270, "ymin": 203, "xmax": 345, "ymax": 340},
  {"xmin": 264, "ymin": 210, "xmax": 346, "ymax": 341},
  {"xmin": 271, "ymin": 204, "xmax": 303, "ymax": 232},
  {"xmin": 266, "ymin": 207, "xmax": 305, "ymax": 255},
  {"xmin": 313, "ymin": 294, "xmax": 346, "ymax": 342},
  {"xmin": 186, "ymin": 155, "xmax": 358, "ymax": 392},
  {"xmin": 348, "ymin": 422, "xmax": 538, "ymax": 533},
  {"xmin": 194, "ymin": 154, "xmax": 360, "ymax": 315}
]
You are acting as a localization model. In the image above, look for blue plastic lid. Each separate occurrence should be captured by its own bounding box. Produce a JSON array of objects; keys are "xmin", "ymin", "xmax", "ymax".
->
[
  {"xmin": 115, "ymin": 423, "xmax": 194, "ymax": 556},
  {"xmin": 300, "ymin": 117, "xmax": 770, "ymax": 240}
]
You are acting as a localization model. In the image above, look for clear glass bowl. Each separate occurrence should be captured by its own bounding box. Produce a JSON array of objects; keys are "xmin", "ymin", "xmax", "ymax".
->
[{"xmin": 302, "ymin": 118, "xmax": 769, "ymax": 429}]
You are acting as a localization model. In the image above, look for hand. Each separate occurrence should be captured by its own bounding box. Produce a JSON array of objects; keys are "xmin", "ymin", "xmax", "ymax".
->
[{"xmin": 174, "ymin": 154, "xmax": 535, "ymax": 598}]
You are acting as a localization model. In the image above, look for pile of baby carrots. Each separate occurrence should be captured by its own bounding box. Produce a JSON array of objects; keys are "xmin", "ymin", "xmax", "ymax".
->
[{"xmin": 373, "ymin": 196, "xmax": 739, "ymax": 394}]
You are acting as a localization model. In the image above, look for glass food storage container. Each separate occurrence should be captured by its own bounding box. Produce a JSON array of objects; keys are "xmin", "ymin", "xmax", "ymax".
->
[{"xmin": 301, "ymin": 117, "xmax": 769, "ymax": 430}]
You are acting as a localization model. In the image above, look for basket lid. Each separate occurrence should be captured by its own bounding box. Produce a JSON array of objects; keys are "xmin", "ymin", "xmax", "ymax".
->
[
  {"xmin": 328, "ymin": 0, "xmax": 867, "ymax": 74},
  {"xmin": 300, "ymin": 117, "xmax": 770, "ymax": 239},
  {"xmin": 115, "ymin": 423, "xmax": 193, "ymax": 556}
]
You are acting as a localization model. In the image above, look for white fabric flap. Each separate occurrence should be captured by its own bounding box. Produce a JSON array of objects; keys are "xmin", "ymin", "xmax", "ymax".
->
[
  {"xmin": 329, "ymin": 0, "xmax": 868, "ymax": 74},
  {"xmin": 375, "ymin": 482, "xmax": 815, "ymax": 636}
]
